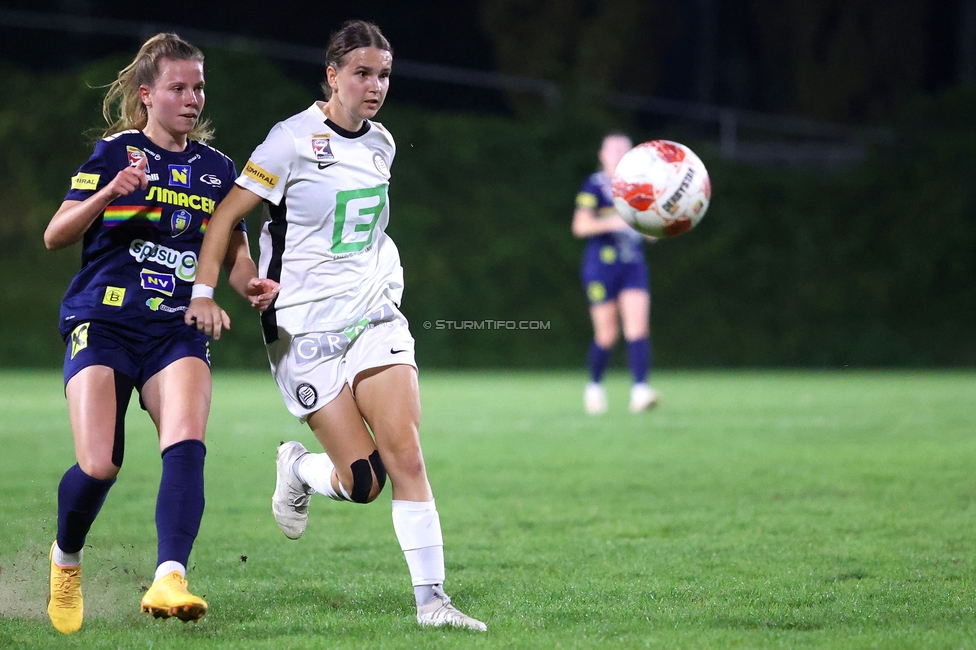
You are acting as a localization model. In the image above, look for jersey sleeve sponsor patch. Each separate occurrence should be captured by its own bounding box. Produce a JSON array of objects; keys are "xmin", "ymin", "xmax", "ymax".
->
[
  {"xmin": 576, "ymin": 191, "xmax": 598, "ymax": 208},
  {"xmin": 243, "ymin": 160, "xmax": 279, "ymax": 189},
  {"xmin": 70, "ymin": 172, "xmax": 100, "ymax": 191}
]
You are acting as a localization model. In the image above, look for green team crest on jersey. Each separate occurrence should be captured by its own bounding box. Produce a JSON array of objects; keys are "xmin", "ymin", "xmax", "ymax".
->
[{"xmin": 332, "ymin": 184, "xmax": 387, "ymax": 254}]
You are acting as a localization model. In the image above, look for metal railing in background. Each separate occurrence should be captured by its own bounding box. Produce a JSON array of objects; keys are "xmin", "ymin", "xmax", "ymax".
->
[{"xmin": 0, "ymin": 9, "xmax": 889, "ymax": 167}]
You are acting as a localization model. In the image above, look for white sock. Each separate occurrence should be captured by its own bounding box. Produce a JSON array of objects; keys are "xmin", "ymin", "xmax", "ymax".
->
[
  {"xmin": 154, "ymin": 561, "xmax": 185, "ymax": 581},
  {"xmin": 391, "ymin": 499, "xmax": 445, "ymax": 587},
  {"xmin": 414, "ymin": 582, "xmax": 443, "ymax": 607},
  {"xmin": 53, "ymin": 543, "xmax": 82, "ymax": 567},
  {"xmin": 296, "ymin": 453, "xmax": 344, "ymax": 500}
]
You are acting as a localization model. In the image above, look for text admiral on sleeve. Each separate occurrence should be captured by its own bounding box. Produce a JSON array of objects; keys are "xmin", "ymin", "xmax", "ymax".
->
[
  {"xmin": 235, "ymin": 124, "xmax": 295, "ymax": 205},
  {"xmin": 65, "ymin": 140, "xmax": 114, "ymax": 201}
]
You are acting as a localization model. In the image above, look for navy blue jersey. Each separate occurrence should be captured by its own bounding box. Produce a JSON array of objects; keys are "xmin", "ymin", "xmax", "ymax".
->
[
  {"xmin": 576, "ymin": 171, "xmax": 645, "ymax": 266},
  {"xmin": 58, "ymin": 130, "xmax": 241, "ymax": 339}
]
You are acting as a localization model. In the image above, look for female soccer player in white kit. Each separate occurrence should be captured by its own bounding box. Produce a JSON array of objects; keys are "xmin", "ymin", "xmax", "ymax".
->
[{"xmin": 185, "ymin": 20, "xmax": 486, "ymax": 631}]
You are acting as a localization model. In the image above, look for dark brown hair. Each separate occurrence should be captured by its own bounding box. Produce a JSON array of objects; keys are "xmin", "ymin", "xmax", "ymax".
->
[
  {"xmin": 101, "ymin": 33, "xmax": 212, "ymax": 142},
  {"xmin": 320, "ymin": 20, "xmax": 393, "ymax": 99}
]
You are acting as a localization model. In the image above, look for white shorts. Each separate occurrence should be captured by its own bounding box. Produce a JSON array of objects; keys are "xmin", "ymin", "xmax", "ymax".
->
[{"xmin": 267, "ymin": 302, "xmax": 417, "ymax": 422}]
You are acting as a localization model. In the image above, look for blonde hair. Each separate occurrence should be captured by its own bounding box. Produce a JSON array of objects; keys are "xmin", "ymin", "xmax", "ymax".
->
[{"xmin": 101, "ymin": 33, "xmax": 213, "ymax": 143}]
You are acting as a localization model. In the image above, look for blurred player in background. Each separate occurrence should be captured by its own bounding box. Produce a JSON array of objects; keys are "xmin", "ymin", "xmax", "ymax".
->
[
  {"xmin": 572, "ymin": 132, "xmax": 660, "ymax": 414},
  {"xmin": 43, "ymin": 33, "xmax": 273, "ymax": 633},
  {"xmin": 185, "ymin": 20, "xmax": 486, "ymax": 631}
]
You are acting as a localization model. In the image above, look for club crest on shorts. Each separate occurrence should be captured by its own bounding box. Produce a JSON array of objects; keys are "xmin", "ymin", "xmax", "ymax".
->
[{"xmin": 296, "ymin": 382, "xmax": 318, "ymax": 409}]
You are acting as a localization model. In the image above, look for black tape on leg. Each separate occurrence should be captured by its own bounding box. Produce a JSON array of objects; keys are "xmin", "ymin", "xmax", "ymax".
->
[
  {"xmin": 111, "ymin": 371, "xmax": 135, "ymax": 468},
  {"xmin": 350, "ymin": 458, "xmax": 373, "ymax": 503},
  {"xmin": 368, "ymin": 450, "xmax": 387, "ymax": 492}
]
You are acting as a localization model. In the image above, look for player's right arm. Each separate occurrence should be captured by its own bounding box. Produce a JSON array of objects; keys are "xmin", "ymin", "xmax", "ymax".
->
[
  {"xmin": 184, "ymin": 185, "xmax": 264, "ymax": 339},
  {"xmin": 571, "ymin": 205, "xmax": 631, "ymax": 239},
  {"xmin": 186, "ymin": 123, "xmax": 294, "ymax": 338},
  {"xmin": 44, "ymin": 157, "xmax": 148, "ymax": 250}
]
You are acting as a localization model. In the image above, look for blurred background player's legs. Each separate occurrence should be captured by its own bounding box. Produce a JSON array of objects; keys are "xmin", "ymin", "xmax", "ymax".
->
[
  {"xmin": 619, "ymin": 288, "xmax": 659, "ymax": 412},
  {"xmin": 585, "ymin": 299, "xmax": 618, "ymax": 414}
]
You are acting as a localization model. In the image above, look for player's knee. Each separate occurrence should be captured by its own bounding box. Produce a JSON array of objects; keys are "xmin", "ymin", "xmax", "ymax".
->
[
  {"xmin": 594, "ymin": 329, "xmax": 618, "ymax": 348},
  {"xmin": 78, "ymin": 457, "xmax": 120, "ymax": 481},
  {"xmin": 348, "ymin": 450, "xmax": 387, "ymax": 504},
  {"xmin": 385, "ymin": 447, "xmax": 426, "ymax": 483}
]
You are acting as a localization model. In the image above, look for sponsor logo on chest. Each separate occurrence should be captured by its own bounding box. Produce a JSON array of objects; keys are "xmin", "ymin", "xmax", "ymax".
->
[
  {"xmin": 140, "ymin": 269, "xmax": 176, "ymax": 296},
  {"xmin": 168, "ymin": 165, "xmax": 192, "ymax": 188},
  {"xmin": 129, "ymin": 239, "xmax": 197, "ymax": 282}
]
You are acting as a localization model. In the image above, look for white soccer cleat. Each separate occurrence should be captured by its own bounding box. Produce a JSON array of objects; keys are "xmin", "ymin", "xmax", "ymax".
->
[
  {"xmin": 416, "ymin": 585, "xmax": 487, "ymax": 631},
  {"xmin": 584, "ymin": 383, "xmax": 608, "ymax": 415},
  {"xmin": 272, "ymin": 441, "xmax": 313, "ymax": 540},
  {"xmin": 629, "ymin": 383, "xmax": 660, "ymax": 413}
]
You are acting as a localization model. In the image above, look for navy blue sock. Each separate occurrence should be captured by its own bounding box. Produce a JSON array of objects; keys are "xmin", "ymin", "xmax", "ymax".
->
[
  {"xmin": 626, "ymin": 338, "xmax": 651, "ymax": 384},
  {"xmin": 588, "ymin": 341, "xmax": 613, "ymax": 383},
  {"xmin": 156, "ymin": 439, "xmax": 206, "ymax": 568},
  {"xmin": 57, "ymin": 464, "xmax": 115, "ymax": 554}
]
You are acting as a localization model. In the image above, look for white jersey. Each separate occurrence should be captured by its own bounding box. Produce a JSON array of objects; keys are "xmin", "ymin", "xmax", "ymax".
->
[{"xmin": 236, "ymin": 102, "xmax": 403, "ymax": 340}]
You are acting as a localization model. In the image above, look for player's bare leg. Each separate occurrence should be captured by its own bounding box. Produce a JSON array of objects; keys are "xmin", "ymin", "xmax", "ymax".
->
[
  {"xmin": 271, "ymin": 387, "xmax": 382, "ymax": 539},
  {"xmin": 49, "ymin": 366, "xmax": 126, "ymax": 633},
  {"xmin": 355, "ymin": 365, "xmax": 486, "ymax": 631}
]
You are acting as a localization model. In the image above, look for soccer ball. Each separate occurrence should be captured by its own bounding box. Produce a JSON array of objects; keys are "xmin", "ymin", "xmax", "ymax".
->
[{"xmin": 611, "ymin": 140, "xmax": 711, "ymax": 238}]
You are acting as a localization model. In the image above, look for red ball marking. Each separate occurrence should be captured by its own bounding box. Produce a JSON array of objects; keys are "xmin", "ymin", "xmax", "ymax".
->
[
  {"xmin": 702, "ymin": 176, "xmax": 712, "ymax": 200},
  {"xmin": 649, "ymin": 141, "xmax": 686, "ymax": 164},
  {"xmin": 663, "ymin": 219, "xmax": 692, "ymax": 237},
  {"xmin": 612, "ymin": 179, "xmax": 656, "ymax": 211}
]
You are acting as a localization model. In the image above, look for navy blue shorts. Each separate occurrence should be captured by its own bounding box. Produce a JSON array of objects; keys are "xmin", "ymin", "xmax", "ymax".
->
[
  {"xmin": 580, "ymin": 258, "xmax": 649, "ymax": 305},
  {"xmin": 63, "ymin": 320, "xmax": 210, "ymax": 390}
]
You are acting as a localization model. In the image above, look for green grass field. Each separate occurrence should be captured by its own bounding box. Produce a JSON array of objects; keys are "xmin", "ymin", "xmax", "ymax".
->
[{"xmin": 0, "ymin": 369, "xmax": 974, "ymax": 649}]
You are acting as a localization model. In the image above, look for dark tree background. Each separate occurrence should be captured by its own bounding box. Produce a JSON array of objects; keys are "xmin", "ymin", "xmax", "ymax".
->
[{"xmin": 0, "ymin": 0, "xmax": 972, "ymax": 369}]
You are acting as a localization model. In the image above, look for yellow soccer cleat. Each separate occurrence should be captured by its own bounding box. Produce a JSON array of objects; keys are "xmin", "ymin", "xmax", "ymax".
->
[
  {"xmin": 140, "ymin": 571, "xmax": 208, "ymax": 622},
  {"xmin": 47, "ymin": 542, "xmax": 83, "ymax": 634}
]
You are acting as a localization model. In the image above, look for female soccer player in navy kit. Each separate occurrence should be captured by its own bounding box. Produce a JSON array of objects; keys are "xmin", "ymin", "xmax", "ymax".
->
[
  {"xmin": 185, "ymin": 20, "xmax": 486, "ymax": 631},
  {"xmin": 572, "ymin": 133, "xmax": 660, "ymax": 414},
  {"xmin": 43, "ymin": 33, "xmax": 273, "ymax": 633}
]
